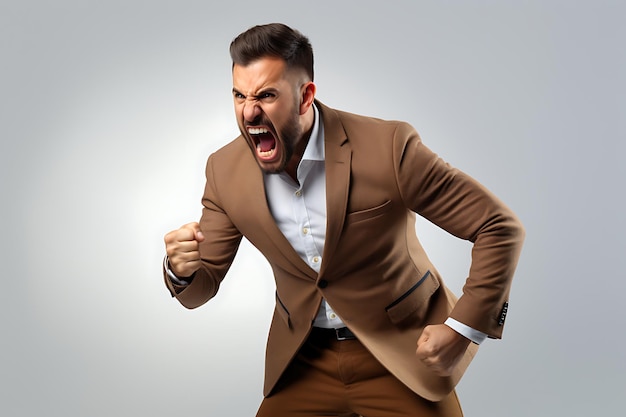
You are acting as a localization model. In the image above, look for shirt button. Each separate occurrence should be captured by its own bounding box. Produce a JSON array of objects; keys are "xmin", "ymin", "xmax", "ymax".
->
[
  {"xmin": 295, "ymin": 190, "xmax": 302, "ymax": 197},
  {"xmin": 303, "ymin": 228, "xmax": 309, "ymax": 235},
  {"xmin": 329, "ymin": 313, "xmax": 337, "ymax": 319},
  {"xmin": 313, "ymin": 256, "xmax": 320, "ymax": 263}
]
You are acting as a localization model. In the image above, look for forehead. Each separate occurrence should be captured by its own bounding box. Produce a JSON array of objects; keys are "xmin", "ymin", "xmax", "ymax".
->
[{"xmin": 232, "ymin": 57, "xmax": 291, "ymax": 93}]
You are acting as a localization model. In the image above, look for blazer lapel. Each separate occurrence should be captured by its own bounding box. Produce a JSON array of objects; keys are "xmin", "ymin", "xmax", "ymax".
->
[{"xmin": 317, "ymin": 102, "xmax": 352, "ymax": 278}]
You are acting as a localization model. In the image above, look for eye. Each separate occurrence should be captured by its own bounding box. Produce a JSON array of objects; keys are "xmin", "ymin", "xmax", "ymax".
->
[{"xmin": 259, "ymin": 91, "xmax": 277, "ymax": 101}]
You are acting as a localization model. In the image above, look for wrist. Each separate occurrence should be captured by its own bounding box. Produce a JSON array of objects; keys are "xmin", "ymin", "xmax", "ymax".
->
[{"xmin": 163, "ymin": 256, "xmax": 193, "ymax": 285}]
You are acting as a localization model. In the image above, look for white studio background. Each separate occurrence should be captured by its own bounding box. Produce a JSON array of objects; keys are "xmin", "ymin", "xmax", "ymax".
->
[{"xmin": 1, "ymin": 1, "xmax": 624, "ymax": 416}]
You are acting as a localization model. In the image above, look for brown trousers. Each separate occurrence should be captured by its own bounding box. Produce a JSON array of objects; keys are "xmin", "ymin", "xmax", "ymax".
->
[{"xmin": 256, "ymin": 328, "xmax": 464, "ymax": 417}]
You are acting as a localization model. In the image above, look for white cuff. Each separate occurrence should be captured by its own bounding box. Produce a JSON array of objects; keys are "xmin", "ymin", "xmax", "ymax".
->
[{"xmin": 445, "ymin": 317, "xmax": 488, "ymax": 345}]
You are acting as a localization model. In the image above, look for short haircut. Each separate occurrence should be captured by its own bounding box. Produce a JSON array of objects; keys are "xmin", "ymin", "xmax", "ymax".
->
[{"xmin": 230, "ymin": 23, "xmax": 314, "ymax": 81}]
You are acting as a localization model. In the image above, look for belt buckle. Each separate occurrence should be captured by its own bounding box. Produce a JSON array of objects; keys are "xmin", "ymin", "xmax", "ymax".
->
[{"xmin": 335, "ymin": 327, "xmax": 355, "ymax": 341}]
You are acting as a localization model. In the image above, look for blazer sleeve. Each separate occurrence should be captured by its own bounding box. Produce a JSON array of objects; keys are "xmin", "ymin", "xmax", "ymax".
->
[
  {"xmin": 164, "ymin": 153, "xmax": 243, "ymax": 309},
  {"xmin": 392, "ymin": 122, "xmax": 525, "ymax": 338}
]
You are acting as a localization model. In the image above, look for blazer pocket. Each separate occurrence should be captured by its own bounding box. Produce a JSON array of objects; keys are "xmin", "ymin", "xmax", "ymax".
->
[
  {"xmin": 275, "ymin": 291, "xmax": 291, "ymax": 328},
  {"xmin": 346, "ymin": 200, "xmax": 392, "ymax": 224},
  {"xmin": 385, "ymin": 271, "xmax": 440, "ymax": 325}
]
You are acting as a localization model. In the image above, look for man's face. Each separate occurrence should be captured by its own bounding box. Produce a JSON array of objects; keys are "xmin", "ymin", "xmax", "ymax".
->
[{"xmin": 232, "ymin": 57, "xmax": 308, "ymax": 174}]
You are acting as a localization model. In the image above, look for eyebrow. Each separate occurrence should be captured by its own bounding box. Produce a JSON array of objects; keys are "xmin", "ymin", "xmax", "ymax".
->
[{"xmin": 232, "ymin": 87, "xmax": 278, "ymax": 99}]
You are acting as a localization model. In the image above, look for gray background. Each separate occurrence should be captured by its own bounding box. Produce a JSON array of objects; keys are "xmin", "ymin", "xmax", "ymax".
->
[{"xmin": 2, "ymin": 0, "xmax": 624, "ymax": 416}]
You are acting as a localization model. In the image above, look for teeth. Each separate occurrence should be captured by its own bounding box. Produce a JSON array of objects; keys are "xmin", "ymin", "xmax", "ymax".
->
[
  {"xmin": 256, "ymin": 146, "xmax": 275, "ymax": 158},
  {"xmin": 248, "ymin": 127, "xmax": 269, "ymax": 135}
]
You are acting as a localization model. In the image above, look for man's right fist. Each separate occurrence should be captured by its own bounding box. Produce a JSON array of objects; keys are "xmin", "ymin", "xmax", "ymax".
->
[{"xmin": 164, "ymin": 222, "xmax": 205, "ymax": 278}]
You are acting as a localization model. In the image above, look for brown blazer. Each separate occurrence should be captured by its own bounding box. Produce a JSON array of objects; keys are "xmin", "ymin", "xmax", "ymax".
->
[{"xmin": 165, "ymin": 101, "xmax": 525, "ymax": 401}]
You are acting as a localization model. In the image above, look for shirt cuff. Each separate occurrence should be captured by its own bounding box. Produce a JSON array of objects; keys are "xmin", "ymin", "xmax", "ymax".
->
[
  {"xmin": 163, "ymin": 256, "xmax": 190, "ymax": 286},
  {"xmin": 444, "ymin": 317, "xmax": 488, "ymax": 345}
]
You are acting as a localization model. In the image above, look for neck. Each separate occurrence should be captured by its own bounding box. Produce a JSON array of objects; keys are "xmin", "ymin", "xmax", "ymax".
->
[{"xmin": 285, "ymin": 105, "xmax": 315, "ymax": 182}]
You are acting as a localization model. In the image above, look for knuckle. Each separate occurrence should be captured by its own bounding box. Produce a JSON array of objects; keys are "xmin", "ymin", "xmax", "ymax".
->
[
  {"xmin": 164, "ymin": 231, "xmax": 176, "ymax": 244},
  {"xmin": 421, "ymin": 344, "xmax": 436, "ymax": 357},
  {"xmin": 165, "ymin": 244, "xmax": 179, "ymax": 257}
]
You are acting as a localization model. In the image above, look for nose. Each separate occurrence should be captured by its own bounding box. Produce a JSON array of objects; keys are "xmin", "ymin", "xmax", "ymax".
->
[{"xmin": 243, "ymin": 100, "xmax": 261, "ymax": 123}]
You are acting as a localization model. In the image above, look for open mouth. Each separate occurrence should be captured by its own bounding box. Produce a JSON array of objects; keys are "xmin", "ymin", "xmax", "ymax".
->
[{"xmin": 248, "ymin": 127, "xmax": 278, "ymax": 161}]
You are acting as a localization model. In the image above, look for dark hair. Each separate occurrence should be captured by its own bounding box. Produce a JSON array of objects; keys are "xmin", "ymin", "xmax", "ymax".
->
[{"xmin": 230, "ymin": 23, "xmax": 314, "ymax": 81}]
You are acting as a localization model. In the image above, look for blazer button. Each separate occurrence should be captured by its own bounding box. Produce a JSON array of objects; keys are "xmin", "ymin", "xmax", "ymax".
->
[{"xmin": 318, "ymin": 279, "xmax": 328, "ymax": 288}]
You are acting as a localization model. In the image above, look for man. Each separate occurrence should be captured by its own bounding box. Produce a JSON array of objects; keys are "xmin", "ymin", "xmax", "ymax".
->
[{"xmin": 164, "ymin": 23, "xmax": 524, "ymax": 416}]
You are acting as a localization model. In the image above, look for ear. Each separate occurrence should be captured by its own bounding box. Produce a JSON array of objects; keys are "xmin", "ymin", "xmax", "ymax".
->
[{"xmin": 299, "ymin": 81, "xmax": 316, "ymax": 115}]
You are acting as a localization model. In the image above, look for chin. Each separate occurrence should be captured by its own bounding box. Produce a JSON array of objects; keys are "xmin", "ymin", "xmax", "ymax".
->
[{"xmin": 259, "ymin": 161, "xmax": 286, "ymax": 174}]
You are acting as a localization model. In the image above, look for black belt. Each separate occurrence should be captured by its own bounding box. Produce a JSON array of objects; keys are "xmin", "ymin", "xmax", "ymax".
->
[{"xmin": 311, "ymin": 326, "xmax": 357, "ymax": 341}]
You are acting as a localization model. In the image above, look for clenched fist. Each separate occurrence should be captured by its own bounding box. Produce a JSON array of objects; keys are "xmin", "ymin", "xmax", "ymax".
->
[
  {"xmin": 416, "ymin": 324, "xmax": 471, "ymax": 377},
  {"xmin": 164, "ymin": 222, "xmax": 205, "ymax": 278}
]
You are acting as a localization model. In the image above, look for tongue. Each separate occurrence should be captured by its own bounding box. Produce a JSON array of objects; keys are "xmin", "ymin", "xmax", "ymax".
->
[{"xmin": 258, "ymin": 134, "xmax": 275, "ymax": 152}]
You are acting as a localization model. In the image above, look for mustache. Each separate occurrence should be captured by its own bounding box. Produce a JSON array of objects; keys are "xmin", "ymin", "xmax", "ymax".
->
[{"xmin": 244, "ymin": 117, "xmax": 272, "ymax": 128}]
